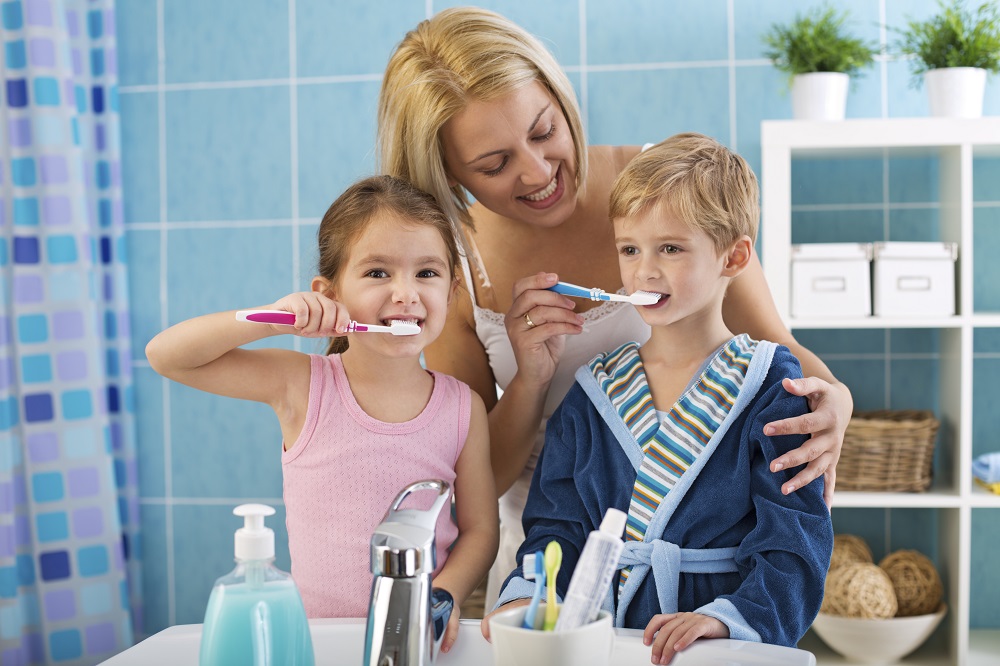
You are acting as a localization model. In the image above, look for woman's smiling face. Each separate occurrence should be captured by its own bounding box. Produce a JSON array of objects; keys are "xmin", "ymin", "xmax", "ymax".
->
[{"xmin": 440, "ymin": 81, "xmax": 578, "ymax": 227}]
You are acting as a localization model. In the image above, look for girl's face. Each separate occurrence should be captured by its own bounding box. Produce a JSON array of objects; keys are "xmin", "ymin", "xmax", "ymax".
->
[
  {"xmin": 614, "ymin": 206, "xmax": 746, "ymax": 331},
  {"xmin": 323, "ymin": 212, "xmax": 455, "ymax": 359},
  {"xmin": 440, "ymin": 81, "xmax": 578, "ymax": 228}
]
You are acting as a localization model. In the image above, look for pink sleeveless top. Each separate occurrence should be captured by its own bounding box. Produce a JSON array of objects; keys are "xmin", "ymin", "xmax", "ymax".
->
[{"xmin": 281, "ymin": 354, "xmax": 470, "ymax": 618}]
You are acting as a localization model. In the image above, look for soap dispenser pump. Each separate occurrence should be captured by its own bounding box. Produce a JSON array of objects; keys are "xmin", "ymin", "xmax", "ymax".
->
[{"xmin": 200, "ymin": 504, "xmax": 315, "ymax": 666}]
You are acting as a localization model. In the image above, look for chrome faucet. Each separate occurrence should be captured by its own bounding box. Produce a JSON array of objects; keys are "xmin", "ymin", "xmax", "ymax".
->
[{"xmin": 364, "ymin": 480, "xmax": 455, "ymax": 666}]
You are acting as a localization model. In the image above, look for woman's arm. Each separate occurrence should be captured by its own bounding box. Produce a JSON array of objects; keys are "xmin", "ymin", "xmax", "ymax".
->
[
  {"xmin": 431, "ymin": 392, "xmax": 499, "ymax": 652},
  {"xmin": 723, "ymin": 250, "xmax": 853, "ymax": 504},
  {"xmin": 423, "ymin": 273, "xmax": 584, "ymax": 494}
]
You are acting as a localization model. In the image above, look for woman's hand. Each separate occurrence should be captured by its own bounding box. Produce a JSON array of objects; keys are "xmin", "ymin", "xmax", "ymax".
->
[
  {"xmin": 644, "ymin": 612, "xmax": 728, "ymax": 664},
  {"xmin": 480, "ymin": 599, "xmax": 530, "ymax": 641},
  {"xmin": 765, "ymin": 377, "xmax": 853, "ymax": 506},
  {"xmin": 269, "ymin": 291, "xmax": 350, "ymax": 338},
  {"xmin": 505, "ymin": 273, "xmax": 585, "ymax": 390}
]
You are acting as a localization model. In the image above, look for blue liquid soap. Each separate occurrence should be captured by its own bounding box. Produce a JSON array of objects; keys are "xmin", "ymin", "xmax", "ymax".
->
[{"xmin": 200, "ymin": 505, "xmax": 314, "ymax": 666}]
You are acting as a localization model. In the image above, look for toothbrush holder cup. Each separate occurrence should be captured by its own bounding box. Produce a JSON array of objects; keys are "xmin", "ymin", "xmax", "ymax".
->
[{"xmin": 489, "ymin": 603, "xmax": 614, "ymax": 666}]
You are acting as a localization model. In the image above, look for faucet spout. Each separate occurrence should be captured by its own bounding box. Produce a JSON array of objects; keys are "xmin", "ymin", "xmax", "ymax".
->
[{"xmin": 363, "ymin": 480, "xmax": 453, "ymax": 666}]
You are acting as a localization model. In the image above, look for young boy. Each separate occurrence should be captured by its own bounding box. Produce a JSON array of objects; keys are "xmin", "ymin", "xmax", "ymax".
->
[{"xmin": 487, "ymin": 134, "xmax": 834, "ymax": 664}]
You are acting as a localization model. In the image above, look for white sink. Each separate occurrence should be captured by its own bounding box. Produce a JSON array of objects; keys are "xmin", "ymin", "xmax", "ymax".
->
[{"xmin": 101, "ymin": 618, "xmax": 815, "ymax": 665}]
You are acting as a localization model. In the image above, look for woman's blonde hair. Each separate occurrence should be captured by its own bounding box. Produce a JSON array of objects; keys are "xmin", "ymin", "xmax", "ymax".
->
[
  {"xmin": 316, "ymin": 175, "xmax": 459, "ymax": 355},
  {"xmin": 378, "ymin": 6, "xmax": 588, "ymax": 249},
  {"xmin": 609, "ymin": 133, "xmax": 759, "ymax": 253}
]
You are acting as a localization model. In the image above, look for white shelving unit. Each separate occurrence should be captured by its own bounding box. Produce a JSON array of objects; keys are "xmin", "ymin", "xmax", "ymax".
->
[{"xmin": 761, "ymin": 117, "xmax": 1000, "ymax": 666}]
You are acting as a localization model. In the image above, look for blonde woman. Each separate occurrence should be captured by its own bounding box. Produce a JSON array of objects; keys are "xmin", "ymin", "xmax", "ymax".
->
[{"xmin": 378, "ymin": 6, "xmax": 852, "ymax": 610}]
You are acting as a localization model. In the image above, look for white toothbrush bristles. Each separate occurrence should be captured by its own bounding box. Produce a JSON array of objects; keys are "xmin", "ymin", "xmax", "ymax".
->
[
  {"xmin": 628, "ymin": 291, "xmax": 662, "ymax": 306},
  {"xmin": 389, "ymin": 320, "xmax": 421, "ymax": 336}
]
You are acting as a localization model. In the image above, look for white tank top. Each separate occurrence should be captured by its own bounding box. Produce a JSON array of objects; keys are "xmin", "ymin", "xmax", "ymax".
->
[{"xmin": 458, "ymin": 247, "xmax": 651, "ymax": 523}]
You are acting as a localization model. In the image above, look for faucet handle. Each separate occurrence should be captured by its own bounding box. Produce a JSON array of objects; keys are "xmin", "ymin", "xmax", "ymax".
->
[{"xmin": 386, "ymin": 479, "xmax": 452, "ymax": 532}]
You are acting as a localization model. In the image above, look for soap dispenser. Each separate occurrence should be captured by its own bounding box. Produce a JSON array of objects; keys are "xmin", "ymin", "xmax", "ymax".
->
[{"xmin": 200, "ymin": 504, "xmax": 314, "ymax": 666}]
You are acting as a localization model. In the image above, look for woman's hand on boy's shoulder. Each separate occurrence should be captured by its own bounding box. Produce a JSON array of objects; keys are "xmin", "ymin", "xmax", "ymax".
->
[
  {"xmin": 765, "ymin": 376, "xmax": 852, "ymax": 507},
  {"xmin": 643, "ymin": 611, "xmax": 728, "ymax": 665},
  {"xmin": 269, "ymin": 291, "xmax": 351, "ymax": 338}
]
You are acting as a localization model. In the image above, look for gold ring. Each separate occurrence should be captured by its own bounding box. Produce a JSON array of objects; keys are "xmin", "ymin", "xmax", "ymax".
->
[{"xmin": 524, "ymin": 312, "xmax": 536, "ymax": 329}]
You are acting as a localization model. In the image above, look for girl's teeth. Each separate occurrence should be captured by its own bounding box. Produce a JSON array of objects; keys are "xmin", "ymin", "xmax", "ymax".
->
[{"xmin": 522, "ymin": 174, "xmax": 557, "ymax": 201}]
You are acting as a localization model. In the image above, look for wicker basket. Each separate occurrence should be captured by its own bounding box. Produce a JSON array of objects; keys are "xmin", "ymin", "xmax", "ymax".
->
[{"xmin": 838, "ymin": 410, "xmax": 939, "ymax": 492}]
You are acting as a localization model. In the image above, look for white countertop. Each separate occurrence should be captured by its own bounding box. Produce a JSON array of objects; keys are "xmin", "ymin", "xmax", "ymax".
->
[{"xmin": 101, "ymin": 618, "xmax": 816, "ymax": 665}]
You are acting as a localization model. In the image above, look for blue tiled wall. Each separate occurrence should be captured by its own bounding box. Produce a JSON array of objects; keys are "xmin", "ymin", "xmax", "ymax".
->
[{"xmin": 115, "ymin": 0, "xmax": 1000, "ymax": 634}]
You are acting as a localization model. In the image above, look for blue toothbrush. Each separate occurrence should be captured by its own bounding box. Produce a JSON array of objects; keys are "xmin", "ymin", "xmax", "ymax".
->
[
  {"xmin": 547, "ymin": 280, "xmax": 661, "ymax": 306},
  {"xmin": 521, "ymin": 550, "xmax": 546, "ymax": 629}
]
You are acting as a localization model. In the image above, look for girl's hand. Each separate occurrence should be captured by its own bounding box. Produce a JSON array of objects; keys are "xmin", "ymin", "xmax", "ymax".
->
[
  {"xmin": 268, "ymin": 291, "xmax": 350, "ymax": 338},
  {"xmin": 440, "ymin": 605, "xmax": 461, "ymax": 653},
  {"xmin": 480, "ymin": 599, "xmax": 530, "ymax": 641},
  {"xmin": 765, "ymin": 377, "xmax": 853, "ymax": 507},
  {"xmin": 644, "ymin": 612, "xmax": 728, "ymax": 665},
  {"xmin": 505, "ymin": 273, "xmax": 585, "ymax": 390}
]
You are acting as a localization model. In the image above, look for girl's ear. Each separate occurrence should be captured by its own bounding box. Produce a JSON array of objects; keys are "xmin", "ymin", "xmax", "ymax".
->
[
  {"xmin": 312, "ymin": 276, "xmax": 335, "ymax": 298},
  {"xmin": 448, "ymin": 276, "xmax": 459, "ymax": 305},
  {"xmin": 722, "ymin": 236, "xmax": 753, "ymax": 278}
]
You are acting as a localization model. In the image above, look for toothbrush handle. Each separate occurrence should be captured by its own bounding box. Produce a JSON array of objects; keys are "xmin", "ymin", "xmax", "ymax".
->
[
  {"xmin": 548, "ymin": 281, "xmax": 608, "ymax": 301},
  {"xmin": 235, "ymin": 309, "xmax": 297, "ymax": 325}
]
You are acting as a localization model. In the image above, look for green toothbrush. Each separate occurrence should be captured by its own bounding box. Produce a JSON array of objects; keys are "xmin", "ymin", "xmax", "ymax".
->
[{"xmin": 543, "ymin": 540, "xmax": 562, "ymax": 631}]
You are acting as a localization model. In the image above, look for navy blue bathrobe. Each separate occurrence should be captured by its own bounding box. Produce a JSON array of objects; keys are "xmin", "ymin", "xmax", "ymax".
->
[{"xmin": 497, "ymin": 341, "xmax": 834, "ymax": 647}]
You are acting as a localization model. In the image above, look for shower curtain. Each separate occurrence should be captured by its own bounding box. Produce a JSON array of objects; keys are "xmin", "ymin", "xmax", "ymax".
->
[{"xmin": 0, "ymin": 0, "xmax": 140, "ymax": 663}]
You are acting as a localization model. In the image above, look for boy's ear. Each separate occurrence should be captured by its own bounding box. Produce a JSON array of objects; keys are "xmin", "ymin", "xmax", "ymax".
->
[
  {"xmin": 311, "ymin": 276, "xmax": 335, "ymax": 298},
  {"xmin": 722, "ymin": 236, "xmax": 753, "ymax": 277}
]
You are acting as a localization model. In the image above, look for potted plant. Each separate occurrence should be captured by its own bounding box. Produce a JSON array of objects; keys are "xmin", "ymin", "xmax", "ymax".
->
[
  {"xmin": 895, "ymin": 0, "xmax": 1000, "ymax": 117},
  {"xmin": 763, "ymin": 5, "xmax": 878, "ymax": 120}
]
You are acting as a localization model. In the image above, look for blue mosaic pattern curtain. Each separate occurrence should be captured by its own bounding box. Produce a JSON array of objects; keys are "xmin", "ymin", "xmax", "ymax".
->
[{"xmin": 0, "ymin": 0, "xmax": 139, "ymax": 663}]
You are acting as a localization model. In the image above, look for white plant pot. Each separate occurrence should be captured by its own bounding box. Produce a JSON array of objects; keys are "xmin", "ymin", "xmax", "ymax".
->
[
  {"xmin": 924, "ymin": 67, "xmax": 986, "ymax": 118},
  {"xmin": 791, "ymin": 72, "xmax": 849, "ymax": 121}
]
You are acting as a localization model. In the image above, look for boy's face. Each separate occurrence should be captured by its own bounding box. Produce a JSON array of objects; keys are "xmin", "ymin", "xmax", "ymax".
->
[
  {"xmin": 614, "ymin": 205, "xmax": 740, "ymax": 330},
  {"xmin": 321, "ymin": 212, "xmax": 455, "ymax": 359}
]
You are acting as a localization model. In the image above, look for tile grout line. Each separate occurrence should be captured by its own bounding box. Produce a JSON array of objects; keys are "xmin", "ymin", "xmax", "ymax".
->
[
  {"xmin": 727, "ymin": 0, "xmax": 737, "ymax": 149},
  {"xmin": 139, "ymin": 497, "xmax": 285, "ymax": 506},
  {"xmin": 289, "ymin": 0, "xmax": 301, "ymax": 353},
  {"xmin": 154, "ymin": 0, "xmax": 176, "ymax": 628},
  {"xmin": 879, "ymin": 0, "xmax": 889, "ymax": 119},
  {"xmin": 578, "ymin": 0, "xmax": 587, "ymax": 133}
]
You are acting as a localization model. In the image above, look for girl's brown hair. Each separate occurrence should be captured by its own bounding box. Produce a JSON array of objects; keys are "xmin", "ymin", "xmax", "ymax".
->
[{"xmin": 317, "ymin": 175, "xmax": 459, "ymax": 354}]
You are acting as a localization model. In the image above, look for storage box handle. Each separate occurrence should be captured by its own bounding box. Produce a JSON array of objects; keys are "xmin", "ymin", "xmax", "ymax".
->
[
  {"xmin": 897, "ymin": 276, "xmax": 932, "ymax": 292},
  {"xmin": 812, "ymin": 277, "xmax": 847, "ymax": 292}
]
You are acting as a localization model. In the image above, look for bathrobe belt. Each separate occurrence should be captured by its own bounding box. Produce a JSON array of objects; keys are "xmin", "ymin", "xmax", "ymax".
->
[{"xmin": 615, "ymin": 539, "xmax": 738, "ymax": 624}]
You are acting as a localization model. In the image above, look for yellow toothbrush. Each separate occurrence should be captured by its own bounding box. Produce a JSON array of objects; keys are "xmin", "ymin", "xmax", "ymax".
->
[{"xmin": 543, "ymin": 540, "xmax": 562, "ymax": 631}]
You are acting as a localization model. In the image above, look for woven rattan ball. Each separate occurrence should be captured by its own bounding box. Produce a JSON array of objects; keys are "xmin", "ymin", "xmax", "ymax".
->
[
  {"xmin": 879, "ymin": 550, "xmax": 943, "ymax": 616},
  {"xmin": 829, "ymin": 534, "xmax": 873, "ymax": 572},
  {"xmin": 822, "ymin": 562, "xmax": 898, "ymax": 618}
]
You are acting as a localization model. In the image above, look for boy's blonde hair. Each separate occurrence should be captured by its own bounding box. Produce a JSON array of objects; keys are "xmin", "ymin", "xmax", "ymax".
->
[
  {"xmin": 609, "ymin": 133, "xmax": 759, "ymax": 253},
  {"xmin": 317, "ymin": 175, "xmax": 459, "ymax": 355},
  {"xmin": 378, "ymin": 6, "xmax": 588, "ymax": 243}
]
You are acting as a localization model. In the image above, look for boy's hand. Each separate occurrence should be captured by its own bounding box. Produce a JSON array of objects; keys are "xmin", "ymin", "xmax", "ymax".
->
[
  {"xmin": 440, "ymin": 605, "xmax": 461, "ymax": 653},
  {"xmin": 268, "ymin": 291, "xmax": 350, "ymax": 338},
  {"xmin": 480, "ymin": 599, "xmax": 530, "ymax": 641},
  {"xmin": 643, "ymin": 612, "xmax": 728, "ymax": 664}
]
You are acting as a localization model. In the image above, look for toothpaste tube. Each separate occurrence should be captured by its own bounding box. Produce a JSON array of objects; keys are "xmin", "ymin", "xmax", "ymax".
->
[{"xmin": 554, "ymin": 508, "xmax": 627, "ymax": 632}]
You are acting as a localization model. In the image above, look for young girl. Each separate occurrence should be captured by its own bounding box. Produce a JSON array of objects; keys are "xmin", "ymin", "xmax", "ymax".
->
[{"xmin": 145, "ymin": 175, "xmax": 498, "ymax": 653}]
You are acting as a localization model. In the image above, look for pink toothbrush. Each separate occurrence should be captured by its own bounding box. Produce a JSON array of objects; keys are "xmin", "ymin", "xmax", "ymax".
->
[{"xmin": 235, "ymin": 310, "xmax": 420, "ymax": 335}]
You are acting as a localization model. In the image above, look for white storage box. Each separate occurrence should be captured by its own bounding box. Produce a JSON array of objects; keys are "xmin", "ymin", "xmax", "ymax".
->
[
  {"xmin": 791, "ymin": 243, "xmax": 872, "ymax": 319},
  {"xmin": 873, "ymin": 242, "xmax": 958, "ymax": 317}
]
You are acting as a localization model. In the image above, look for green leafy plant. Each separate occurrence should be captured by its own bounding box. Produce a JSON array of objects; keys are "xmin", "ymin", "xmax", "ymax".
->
[
  {"xmin": 895, "ymin": 0, "xmax": 1000, "ymax": 80},
  {"xmin": 763, "ymin": 5, "xmax": 878, "ymax": 84}
]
